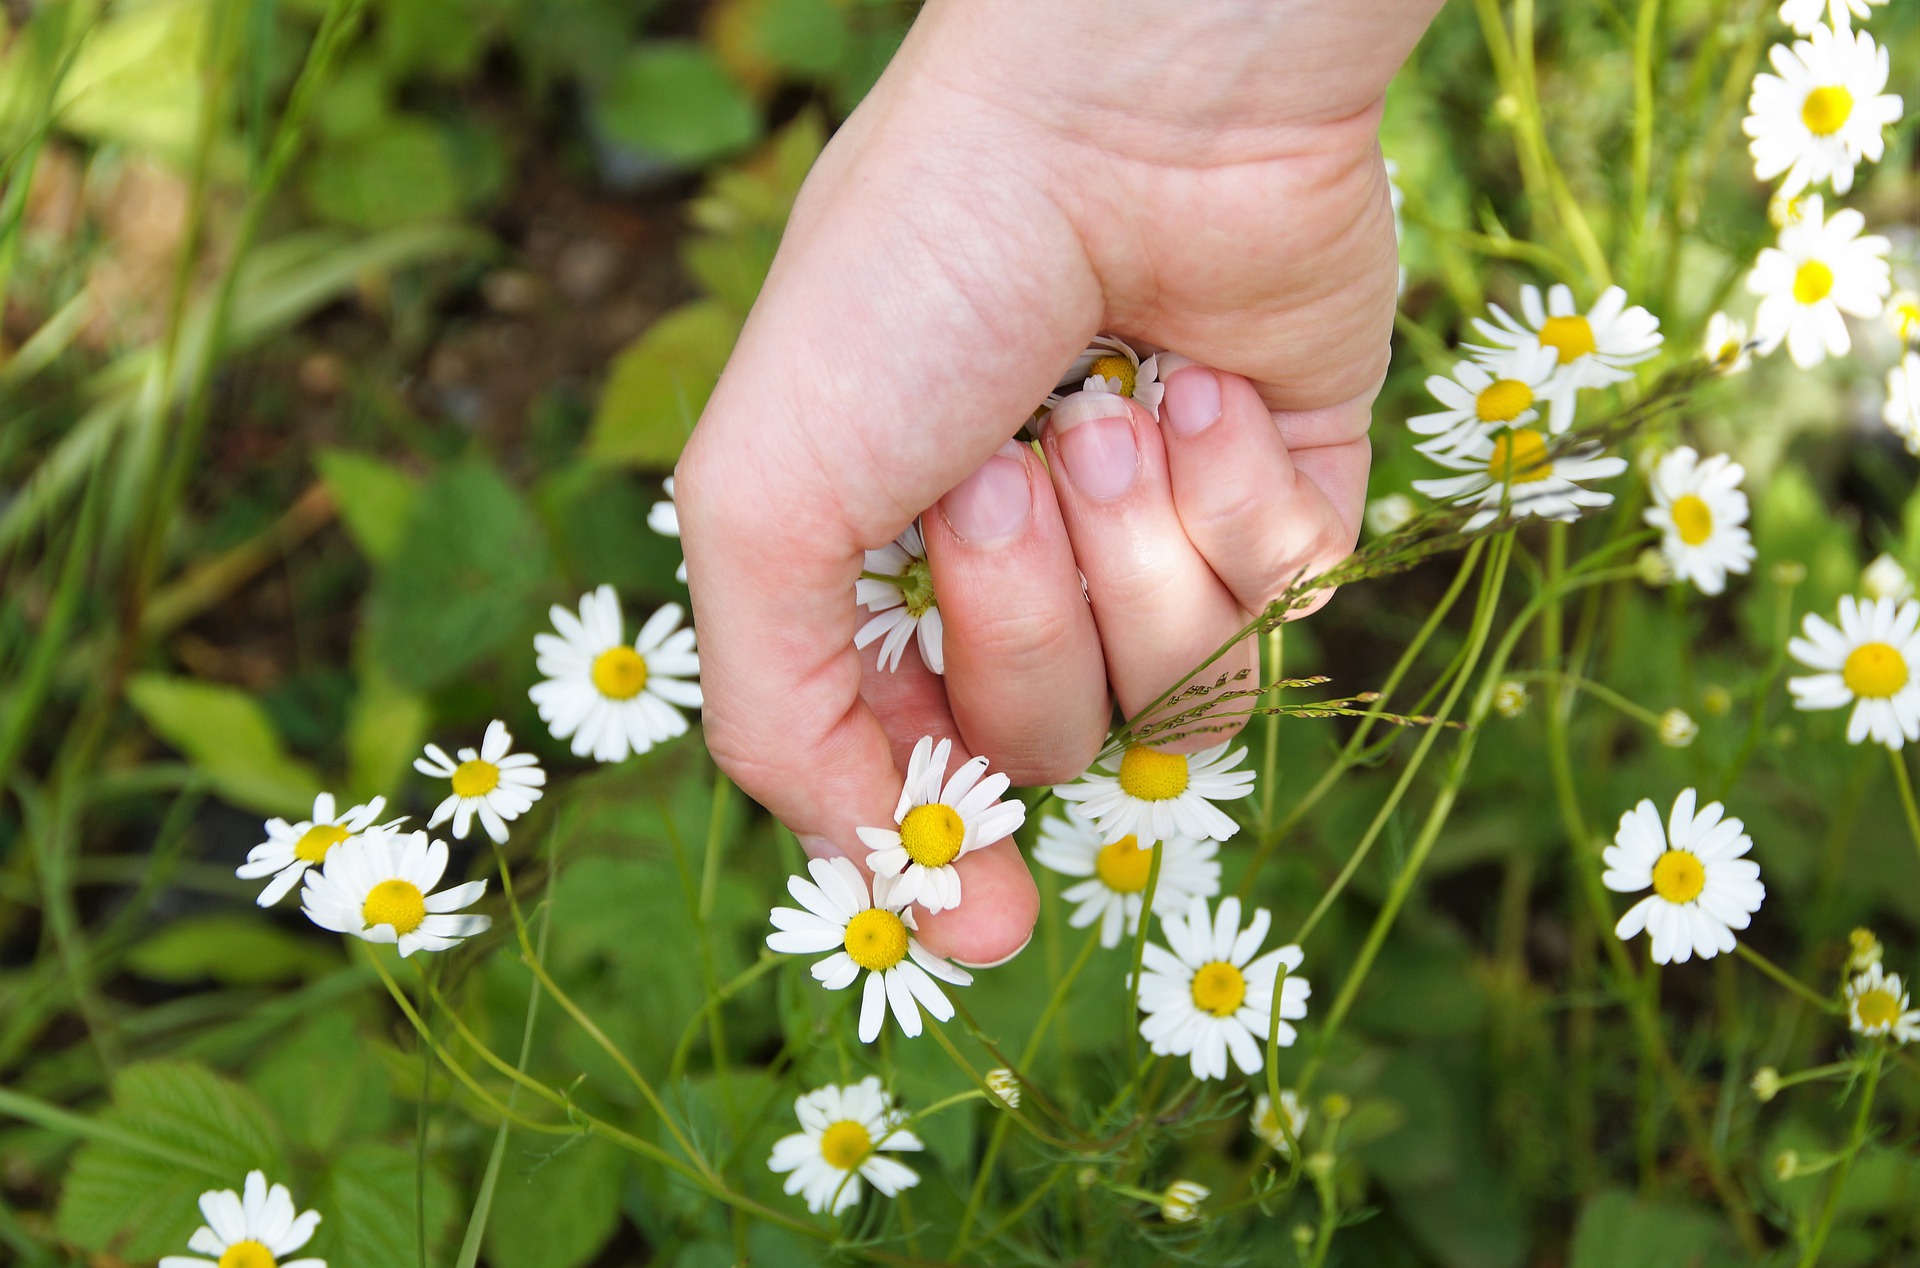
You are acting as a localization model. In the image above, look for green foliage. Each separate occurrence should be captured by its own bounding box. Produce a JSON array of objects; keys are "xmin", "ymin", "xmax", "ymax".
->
[
  {"xmin": 128, "ymin": 913, "xmax": 342, "ymax": 985},
  {"xmin": 317, "ymin": 448, "xmax": 418, "ymax": 562},
  {"xmin": 597, "ymin": 42, "xmax": 760, "ymax": 165},
  {"xmin": 126, "ymin": 674, "xmax": 324, "ymax": 817},
  {"xmin": 306, "ymin": 1141, "xmax": 459, "ymax": 1263},
  {"xmin": 304, "ymin": 116, "xmax": 469, "ymax": 228},
  {"xmin": 1569, "ymin": 1190, "xmax": 1740, "ymax": 1268},
  {"xmin": 587, "ymin": 300, "xmax": 739, "ymax": 467},
  {"xmin": 484, "ymin": 1136, "xmax": 627, "ymax": 1268}
]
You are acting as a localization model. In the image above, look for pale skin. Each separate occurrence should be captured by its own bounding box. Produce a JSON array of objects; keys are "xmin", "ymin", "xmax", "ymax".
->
[{"xmin": 675, "ymin": 0, "xmax": 1447, "ymax": 966}]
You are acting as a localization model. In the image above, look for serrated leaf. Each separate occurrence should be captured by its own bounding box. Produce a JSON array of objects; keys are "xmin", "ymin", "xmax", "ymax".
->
[
  {"xmin": 251, "ymin": 1012, "xmax": 397, "ymax": 1155},
  {"xmin": 587, "ymin": 301, "xmax": 739, "ymax": 467},
  {"xmin": 484, "ymin": 1136, "xmax": 625, "ymax": 1268},
  {"xmin": 596, "ymin": 42, "xmax": 759, "ymax": 166},
  {"xmin": 306, "ymin": 1141, "xmax": 458, "ymax": 1264},
  {"xmin": 1569, "ymin": 1190, "xmax": 1736, "ymax": 1268},
  {"xmin": 317, "ymin": 448, "xmax": 418, "ymax": 563},
  {"xmin": 126, "ymin": 675, "xmax": 323, "ymax": 818},
  {"xmin": 127, "ymin": 913, "xmax": 341, "ymax": 986}
]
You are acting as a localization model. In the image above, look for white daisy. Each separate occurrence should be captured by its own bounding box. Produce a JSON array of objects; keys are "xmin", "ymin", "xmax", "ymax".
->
[
  {"xmin": 854, "ymin": 521, "xmax": 943, "ymax": 675},
  {"xmin": 1252, "ymin": 1089, "xmax": 1308, "ymax": 1155},
  {"xmin": 1702, "ymin": 312, "xmax": 1756, "ymax": 375},
  {"xmin": 1643, "ymin": 447, "xmax": 1757, "ymax": 597},
  {"xmin": 235, "ymin": 792, "xmax": 390, "ymax": 908},
  {"xmin": 1788, "ymin": 596, "xmax": 1920, "ymax": 748},
  {"xmin": 1779, "ymin": 0, "xmax": 1887, "ymax": 35},
  {"xmin": 1031, "ymin": 813, "xmax": 1220, "ymax": 948},
  {"xmin": 855, "ymin": 736, "xmax": 1025, "ymax": 913},
  {"xmin": 1747, "ymin": 194, "xmax": 1891, "ymax": 368},
  {"xmin": 413, "ymin": 720, "xmax": 545, "ymax": 845},
  {"xmin": 1846, "ymin": 962, "xmax": 1920, "ymax": 1043},
  {"xmin": 1158, "ymin": 1180, "xmax": 1209, "ymax": 1224},
  {"xmin": 1889, "ymin": 290, "xmax": 1920, "ymax": 343},
  {"xmin": 300, "ymin": 828, "xmax": 491, "ymax": 958},
  {"xmin": 1408, "ymin": 345, "xmax": 1562, "ymax": 457},
  {"xmin": 1745, "ymin": 25, "xmax": 1903, "ymax": 199},
  {"xmin": 1862, "ymin": 553, "xmax": 1913, "ymax": 604},
  {"xmin": 765, "ymin": 856, "xmax": 972, "ymax": 1043},
  {"xmin": 766, "ymin": 1076, "xmax": 922, "ymax": 1215},
  {"xmin": 1054, "ymin": 740, "xmax": 1255, "ymax": 846},
  {"xmin": 1887, "ymin": 351, "xmax": 1919, "ymax": 453},
  {"xmin": 1137, "ymin": 895, "xmax": 1311, "ymax": 1081},
  {"xmin": 1365, "ymin": 492, "xmax": 1417, "ymax": 536},
  {"xmin": 159, "ymin": 1170, "xmax": 323, "ymax": 1268},
  {"xmin": 1468, "ymin": 285, "xmax": 1663, "ymax": 430},
  {"xmin": 648, "ymin": 476, "xmax": 686, "ymax": 582},
  {"xmin": 1412, "ymin": 426, "xmax": 1627, "ymax": 531},
  {"xmin": 529, "ymin": 586, "xmax": 702, "ymax": 763},
  {"xmin": 1054, "ymin": 334, "xmax": 1165, "ymax": 419},
  {"xmin": 1604, "ymin": 789, "xmax": 1765, "ymax": 965}
]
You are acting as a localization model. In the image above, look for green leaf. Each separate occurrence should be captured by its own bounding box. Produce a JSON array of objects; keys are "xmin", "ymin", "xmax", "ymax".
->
[
  {"xmin": 307, "ymin": 1141, "xmax": 458, "ymax": 1264},
  {"xmin": 126, "ymin": 674, "xmax": 323, "ymax": 817},
  {"xmin": 596, "ymin": 42, "xmax": 759, "ymax": 166},
  {"xmin": 345, "ymin": 647, "xmax": 429, "ymax": 802},
  {"xmin": 484, "ymin": 1136, "xmax": 626, "ymax": 1268},
  {"xmin": 1569, "ymin": 1190, "xmax": 1737, "ymax": 1268},
  {"xmin": 303, "ymin": 117, "xmax": 466, "ymax": 229},
  {"xmin": 367, "ymin": 460, "xmax": 550, "ymax": 691},
  {"xmin": 127, "ymin": 914, "xmax": 340, "ymax": 986},
  {"xmin": 250, "ymin": 1012, "xmax": 397, "ymax": 1155},
  {"xmin": 56, "ymin": 1062, "xmax": 283, "ymax": 1260},
  {"xmin": 751, "ymin": 0, "xmax": 849, "ymax": 77},
  {"xmin": 317, "ymin": 449, "xmax": 418, "ymax": 563},
  {"xmin": 587, "ymin": 301, "xmax": 740, "ymax": 467}
]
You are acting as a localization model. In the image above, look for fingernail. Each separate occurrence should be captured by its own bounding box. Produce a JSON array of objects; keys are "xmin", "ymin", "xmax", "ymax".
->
[
  {"xmin": 1158, "ymin": 354, "xmax": 1221, "ymax": 437},
  {"xmin": 940, "ymin": 448, "xmax": 1031, "ymax": 544},
  {"xmin": 1048, "ymin": 390, "xmax": 1137, "ymax": 500},
  {"xmin": 954, "ymin": 931, "xmax": 1033, "ymax": 970},
  {"xmin": 798, "ymin": 834, "xmax": 837, "ymax": 860}
]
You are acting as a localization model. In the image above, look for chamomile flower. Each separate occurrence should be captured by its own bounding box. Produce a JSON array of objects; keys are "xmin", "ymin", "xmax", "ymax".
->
[
  {"xmin": 1054, "ymin": 740, "xmax": 1255, "ymax": 846},
  {"xmin": 1056, "ymin": 334, "xmax": 1165, "ymax": 419},
  {"xmin": 1643, "ymin": 447, "xmax": 1757, "ymax": 597},
  {"xmin": 1412, "ymin": 428, "xmax": 1627, "ymax": 531},
  {"xmin": 984, "ymin": 1069, "xmax": 1022, "ymax": 1108},
  {"xmin": 1159, "ymin": 1180, "xmax": 1209, "ymax": 1224},
  {"xmin": 1604, "ymin": 789, "xmax": 1765, "ymax": 965},
  {"xmin": 1846, "ymin": 963, "xmax": 1919, "ymax": 1042},
  {"xmin": 413, "ymin": 721, "xmax": 545, "ymax": 845},
  {"xmin": 855, "ymin": 521, "xmax": 943, "ymax": 674},
  {"xmin": 159, "ymin": 1171, "xmax": 323, "ymax": 1268},
  {"xmin": 1365, "ymin": 492, "xmax": 1417, "ymax": 536},
  {"xmin": 1408, "ymin": 346, "xmax": 1562, "ymax": 457},
  {"xmin": 235, "ymin": 792, "xmax": 389, "ymax": 908},
  {"xmin": 1658, "ymin": 709, "xmax": 1700, "ymax": 748},
  {"xmin": 648, "ymin": 476, "xmax": 686, "ymax": 582},
  {"xmin": 1887, "ymin": 351, "xmax": 1919, "ymax": 452},
  {"xmin": 1745, "ymin": 25, "xmax": 1903, "ymax": 199},
  {"xmin": 1787, "ymin": 596, "xmax": 1920, "ymax": 748},
  {"xmin": 1779, "ymin": 0, "xmax": 1887, "ymax": 35},
  {"xmin": 530, "ymin": 586, "xmax": 701, "ymax": 763},
  {"xmin": 1747, "ymin": 194, "xmax": 1891, "ymax": 368},
  {"xmin": 1032, "ymin": 813, "xmax": 1220, "ymax": 948},
  {"xmin": 1252, "ymin": 1089, "xmax": 1309, "ymax": 1154},
  {"xmin": 1890, "ymin": 291, "xmax": 1920, "ymax": 343},
  {"xmin": 766, "ymin": 1077, "xmax": 922, "ymax": 1215},
  {"xmin": 1468, "ymin": 285, "xmax": 1662, "ymax": 430},
  {"xmin": 1703, "ymin": 312, "xmax": 1756, "ymax": 374},
  {"xmin": 1862, "ymin": 553, "xmax": 1913, "ymax": 603},
  {"xmin": 300, "ymin": 828, "xmax": 491, "ymax": 958},
  {"xmin": 1494, "ymin": 680, "xmax": 1530, "ymax": 718},
  {"xmin": 765, "ymin": 856, "xmax": 971, "ymax": 1043},
  {"xmin": 1137, "ymin": 896, "xmax": 1311, "ymax": 1081},
  {"xmin": 856, "ymin": 736, "xmax": 1026, "ymax": 913}
]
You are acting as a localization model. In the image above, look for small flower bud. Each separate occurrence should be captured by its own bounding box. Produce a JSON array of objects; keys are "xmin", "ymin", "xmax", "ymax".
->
[
  {"xmin": 1861, "ymin": 553, "xmax": 1913, "ymax": 604},
  {"xmin": 1320, "ymin": 1092, "xmax": 1351, "ymax": 1122},
  {"xmin": 1636, "ymin": 547, "xmax": 1675, "ymax": 588},
  {"xmin": 1771, "ymin": 560, "xmax": 1807, "ymax": 587},
  {"xmin": 1252, "ymin": 1090, "xmax": 1309, "ymax": 1154},
  {"xmin": 1701, "ymin": 685, "xmax": 1733, "ymax": 717},
  {"xmin": 1769, "ymin": 192, "xmax": 1806, "ymax": 228},
  {"xmin": 1304, "ymin": 1151, "xmax": 1337, "ymax": 1182},
  {"xmin": 1847, "ymin": 928, "xmax": 1884, "ymax": 973},
  {"xmin": 1657, "ymin": 709, "xmax": 1698, "ymax": 748},
  {"xmin": 1076, "ymin": 1166, "xmax": 1099, "ymax": 1190},
  {"xmin": 1494, "ymin": 680, "xmax": 1530, "ymax": 719},
  {"xmin": 1365, "ymin": 493, "xmax": 1417, "ymax": 536},
  {"xmin": 1159, "ymin": 1179, "xmax": 1209, "ymax": 1224},
  {"xmin": 984, "ymin": 1068, "xmax": 1021, "ymax": 1109},
  {"xmin": 1292, "ymin": 1223, "xmax": 1316, "ymax": 1249},
  {"xmin": 1702, "ymin": 313, "xmax": 1752, "ymax": 375},
  {"xmin": 1751, "ymin": 1067, "xmax": 1781, "ymax": 1103},
  {"xmin": 1774, "ymin": 1149, "xmax": 1801, "ymax": 1182}
]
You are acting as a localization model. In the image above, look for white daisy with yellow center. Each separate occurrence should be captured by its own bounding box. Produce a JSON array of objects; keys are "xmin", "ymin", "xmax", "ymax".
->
[
  {"xmin": 1702, "ymin": 312, "xmax": 1755, "ymax": 375},
  {"xmin": 1643, "ymin": 447, "xmax": 1756, "ymax": 597},
  {"xmin": 1747, "ymin": 194, "xmax": 1891, "ymax": 369},
  {"xmin": 1252, "ymin": 1089, "xmax": 1309, "ymax": 1155},
  {"xmin": 1054, "ymin": 740, "xmax": 1255, "ymax": 846},
  {"xmin": 414, "ymin": 719, "xmax": 546, "ymax": 845},
  {"xmin": 1137, "ymin": 895, "xmax": 1310, "ymax": 1081},
  {"xmin": 1779, "ymin": 0, "xmax": 1886, "ymax": 36},
  {"xmin": 647, "ymin": 475, "xmax": 686, "ymax": 582},
  {"xmin": 855, "ymin": 521, "xmax": 944, "ymax": 674},
  {"xmin": 856, "ymin": 736, "xmax": 1025, "ymax": 913},
  {"xmin": 765, "ymin": 856, "xmax": 972, "ymax": 1043},
  {"xmin": 1886, "ymin": 350, "xmax": 1919, "ymax": 454},
  {"xmin": 159, "ymin": 1170, "xmax": 323, "ymax": 1268},
  {"xmin": 1408, "ymin": 346, "xmax": 1562, "ymax": 458},
  {"xmin": 300, "ymin": 828, "xmax": 491, "ymax": 958},
  {"xmin": 1032, "ymin": 813, "xmax": 1220, "ymax": 948},
  {"xmin": 1788, "ymin": 596, "xmax": 1920, "ymax": 748},
  {"xmin": 1468, "ymin": 284, "xmax": 1662, "ymax": 431},
  {"xmin": 1745, "ymin": 25, "xmax": 1902, "ymax": 199},
  {"xmin": 1604, "ymin": 789, "xmax": 1765, "ymax": 965},
  {"xmin": 1054, "ymin": 334, "xmax": 1165, "ymax": 419},
  {"xmin": 766, "ymin": 1076, "xmax": 922, "ymax": 1215},
  {"xmin": 529, "ymin": 585, "xmax": 702, "ymax": 763},
  {"xmin": 1888, "ymin": 291, "xmax": 1920, "ymax": 344},
  {"xmin": 1846, "ymin": 962, "xmax": 1919, "ymax": 1043},
  {"xmin": 235, "ymin": 792, "xmax": 390, "ymax": 908},
  {"xmin": 1412, "ymin": 426, "xmax": 1627, "ymax": 532}
]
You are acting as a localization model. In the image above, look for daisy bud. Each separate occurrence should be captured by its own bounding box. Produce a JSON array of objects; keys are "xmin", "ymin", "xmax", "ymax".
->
[
  {"xmin": 1774, "ymin": 1149, "xmax": 1801, "ymax": 1182},
  {"xmin": 1768, "ymin": 192, "xmax": 1805, "ymax": 229},
  {"xmin": 1321, "ymin": 1093, "xmax": 1351, "ymax": 1122},
  {"xmin": 1751, "ymin": 1066, "xmax": 1782, "ymax": 1102},
  {"xmin": 1702, "ymin": 312, "xmax": 1753, "ymax": 375},
  {"xmin": 984, "ymin": 1069, "xmax": 1021, "ymax": 1109},
  {"xmin": 1076, "ymin": 1166, "xmax": 1099, "ymax": 1191},
  {"xmin": 1365, "ymin": 493, "xmax": 1416, "ymax": 536},
  {"xmin": 1304, "ymin": 1151, "xmax": 1337, "ymax": 1182},
  {"xmin": 1847, "ymin": 927, "xmax": 1884, "ymax": 972},
  {"xmin": 1771, "ymin": 560, "xmax": 1806, "ymax": 587},
  {"xmin": 1292, "ymin": 1224, "xmax": 1316, "ymax": 1250},
  {"xmin": 1493, "ymin": 94, "xmax": 1521, "ymax": 121},
  {"xmin": 1861, "ymin": 553, "xmax": 1913, "ymax": 604},
  {"xmin": 1658, "ymin": 709, "xmax": 1699, "ymax": 748},
  {"xmin": 1636, "ymin": 547, "xmax": 1675, "ymax": 588},
  {"xmin": 1159, "ymin": 1180, "xmax": 1209, "ymax": 1224},
  {"xmin": 1702, "ymin": 685, "xmax": 1734, "ymax": 717},
  {"xmin": 1494, "ymin": 680, "xmax": 1530, "ymax": 719}
]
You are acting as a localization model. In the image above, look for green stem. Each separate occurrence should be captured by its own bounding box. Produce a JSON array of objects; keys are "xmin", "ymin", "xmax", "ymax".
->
[
  {"xmin": 1125, "ymin": 841, "xmax": 1164, "ymax": 1072},
  {"xmin": 1888, "ymin": 749, "xmax": 1920, "ymax": 863},
  {"xmin": 1798, "ymin": 1047, "xmax": 1883, "ymax": 1268},
  {"xmin": 1733, "ymin": 944, "xmax": 1840, "ymax": 1014}
]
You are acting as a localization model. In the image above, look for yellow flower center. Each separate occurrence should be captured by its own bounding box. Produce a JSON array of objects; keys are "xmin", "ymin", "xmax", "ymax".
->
[
  {"xmin": 1800, "ymin": 85, "xmax": 1853, "ymax": 137},
  {"xmin": 218, "ymin": 1241, "xmax": 276, "ymax": 1268},
  {"xmin": 1116, "ymin": 745, "xmax": 1190, "ymax": 801},
  {"xmin": 1094, "ymin": 835, "xmax": 1154, "ymax": 893},
  {"xmin": 293, "ymin": 822, "xmax": 349, "ymax": 864},
  {"xmin": 1793, "ymin": 260, "xmax": 1834, "ymax": 305},
  {"xmin": 1537, "ymin": 314, "xmax": 1596, "ymax": 364},
  {"xmin": 900, "ymin": 556, "xmax": 937, "ymax": 618},
  {"xmin": 898, "ymin": 802, "xmax": 966, "ymax": 868},
  {"xmin": 1669, "ymin": 494, "xmax": 1714, "ymax": 547},
  {"xmin": 591, "ymin": 646, "xmax": 649, "ymax": 699},
  {"xmin": 843, "ymin": 907, "xmax": 909, "ymax": 971},
  {"xmin": 1843, "ymin": 642, "xmax": 1910, "ymax": 699},
  {"xmin": 819, "ymin": 1119, "xmax": 873, "ymax": 1170},
  {"xmin": 1855, "ymin": 987, "xmax": 1900, "ymax": 1030},
  {"xmin": 1474, "ymin": 378, "xmax": 1535, "ymax": 423},
  {"xmin": 1088, "ymin": 353, "xmax": 1138, "ymax": 397},
  {"xmin": 1893, "ymin": 299, "xmax": 1920, "ymax": 343},
  {"xmin": 1651, "ymin": 849, "xmax": 1706, "ymax": 904},
  {"xmin": 362, "ymin": 879, "xmax": 428, "ymax": 934},
  {"xmin": 1190, "ymin": 960, "xmax": 1247, "ymax": 1017},
  {"xmin": 1486, "ymin": 428, "xmax": 1553, "ymax": 485},
  {"xmin": 451, "ymin": 759, "xmax": 500, "ymax": 797}
]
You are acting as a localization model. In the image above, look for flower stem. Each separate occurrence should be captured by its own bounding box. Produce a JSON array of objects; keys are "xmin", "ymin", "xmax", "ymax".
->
[
  {"xmin": 1888, "ymin": 748, "xmax": 1920, "ymax": 863},
  {"xmin": 1733, "ymin": 944, "xmax": 1840, "ymax": 1014},
  {"xmin": 1798, "ymin": 1046, "xmax": 1883, "ymax": 1268}
]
